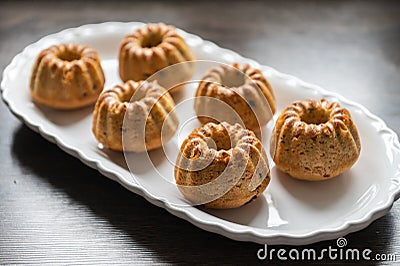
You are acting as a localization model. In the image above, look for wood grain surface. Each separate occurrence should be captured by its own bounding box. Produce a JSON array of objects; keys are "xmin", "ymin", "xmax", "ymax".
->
[{"xmin": 1, "ymin": 0, "xmax": 399, "ymax": 264}]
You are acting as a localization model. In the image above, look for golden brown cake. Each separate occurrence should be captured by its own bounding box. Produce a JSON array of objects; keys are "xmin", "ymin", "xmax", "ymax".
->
[
  {"xmin": 175, "ymin": 122, "xmax": 270, "ymax": 209},
  {"xmin": 270, "ymin": 99, "xmax": 361, "ymax": 181},
  {"xmin": 119, "ymin": 23, "xmax": 195, "ymax": 92},
  {"xmin": 30, "ymin": 43, "xmax": 105, "ymax": 109},
  {"xmin": 194, "ymin": 63, "xmax": 276, "ymax": 131},
  {"xmin": 92, "ymin": 80, "xmax": 179, "ymax": 152}
]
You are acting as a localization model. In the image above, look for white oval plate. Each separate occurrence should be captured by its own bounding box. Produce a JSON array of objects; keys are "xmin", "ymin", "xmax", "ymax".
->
[{"xmin": 2, "ymin": 22, "xmax": 400, "ymax": 245}]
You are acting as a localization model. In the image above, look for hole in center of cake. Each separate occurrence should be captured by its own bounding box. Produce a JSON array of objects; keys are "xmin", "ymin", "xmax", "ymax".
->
[
  {"xmin": 220, "ymin": 69, "xmax": 246, "ymax": 88},
  {"xmin": 142, "ymin": 34, "xmax": 163, "ymax": 48},
  {"xmin": 215, "ymin": 138, "xmax": 232, "ymax": 151},
  {"xmin": 206, "ymin": 133, "xmax": 232, "ymax": 151},
  {"xmin": 128, "ymin": 82, "xmax": 153, "ymax": 102},
  {"xmin": 57, "ymin": 50, "xmax": 82, "ymax": 61},
  {"xmin": 300, "ymin": 107, "xmax": 330, "ymax": 125}
]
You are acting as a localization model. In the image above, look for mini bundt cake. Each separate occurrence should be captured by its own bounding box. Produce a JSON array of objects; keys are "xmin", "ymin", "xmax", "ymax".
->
[
  {"xmin": 194, "ymin": 63, "xmax": 276, "ymax": 131},
  {"xmin": 270, "ymin": 99, "xmax": 361, "ymax": 181},
  {"xmin": 30, "ymin": 43, "xmax": 105, "ymax": 109},
  {"xmin": 92, "ymin": 80, "xmax": 179, "ymax": 152},
  {"xmin": 119, "ymin": 23, "xmax": 195, "ymax": 92},
  {"xmin": 175, "ymin": 122, "xmax": 270, "ymax": 209}
]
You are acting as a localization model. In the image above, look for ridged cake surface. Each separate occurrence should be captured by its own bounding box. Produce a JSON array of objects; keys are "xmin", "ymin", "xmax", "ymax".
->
[
  {"xmin": 194, "ymin": 63, "xmax": 276, "ymax": 131},
  {"xmin": 175, "ymin": 122, "xmax": 270, "ymax": 209},
  {"xmin": 119, "ymin": 23, "xmax": 195, "ymax": 92},
  {"xmin": 92, "ymin": 80, "xmax": 179, "ymax": 152},
  {"xmin": 30, "ymin": 43, "xmax": 105, "ymax": 109},
  {"xmin": 270, "ymin": 99, "xmax": 361, "ymax": 181}
]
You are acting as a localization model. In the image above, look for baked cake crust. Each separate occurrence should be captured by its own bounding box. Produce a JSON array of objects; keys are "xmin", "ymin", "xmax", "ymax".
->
[
  {"xmin": 270, "ymin": 99, "xmax": 361, "ymax": 181},
  {"xmin": 92, "ymin": 80, "xmax": 179, "ymax": 152},
  {"xmin": 175, "ymin": 122, "xmax": 270, "ymax": 209},
  {"xmin": 119, "ymin": 23, "xmax": 195, "ymax": 91},
  {"xmin": 30, "ymin": 43, "xmax": 105, "ymax": 109},
  {"xmin": 194, "ymin": 63, "xmax": 276, "ymax": 131}
]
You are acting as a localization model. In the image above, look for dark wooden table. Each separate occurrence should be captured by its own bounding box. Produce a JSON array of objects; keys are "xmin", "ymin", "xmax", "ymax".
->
[{"xmin": 1, "ymin": 0, "xmax": 400, "ymax": 264}]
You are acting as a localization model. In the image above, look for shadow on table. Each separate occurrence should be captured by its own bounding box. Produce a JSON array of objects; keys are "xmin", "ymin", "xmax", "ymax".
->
[{"xmin": 11, "ymin": 124, "xmax": 391, "ymax": 265}]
